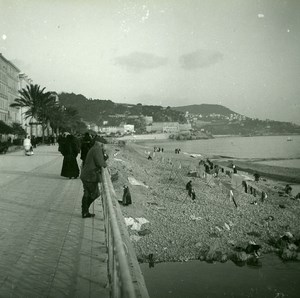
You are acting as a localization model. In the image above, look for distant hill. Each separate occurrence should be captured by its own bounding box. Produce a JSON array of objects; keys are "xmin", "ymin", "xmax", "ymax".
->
[
  {"xmin": 58, "ymin": 93, "xmax": 300, "ymax": 135},
  {"xmin": 172, "ymin": 104, "xmax": 237, "ymax": 116}
]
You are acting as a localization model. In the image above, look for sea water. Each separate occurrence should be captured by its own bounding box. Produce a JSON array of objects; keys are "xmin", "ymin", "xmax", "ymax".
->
[
  {"xmin": 143, "ymin": 135, "xmax": 300, "ymax": 161},
  {"xmin": 140, "ymin": 254, "xmax": 300, "ymax": 298}
]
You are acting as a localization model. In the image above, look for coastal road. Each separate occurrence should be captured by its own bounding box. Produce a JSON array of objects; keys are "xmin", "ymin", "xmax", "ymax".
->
[{"xmin": 0, "ymin": 146, "xmax": 109, "ymax": 297}]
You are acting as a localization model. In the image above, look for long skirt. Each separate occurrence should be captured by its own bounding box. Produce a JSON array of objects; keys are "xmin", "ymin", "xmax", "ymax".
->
[{"xmin": 61, "ymin": 155, "xmax": 80, "ymax": 178}]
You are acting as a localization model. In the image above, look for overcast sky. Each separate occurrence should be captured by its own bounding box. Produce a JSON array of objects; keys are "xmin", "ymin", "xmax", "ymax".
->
[{"xmin": 1, "ymin": 0, "xmax": 299, "ymax": 123}]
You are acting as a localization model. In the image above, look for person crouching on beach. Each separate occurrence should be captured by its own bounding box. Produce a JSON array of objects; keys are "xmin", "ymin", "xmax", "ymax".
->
[{"xmin": 80, "ymin": 136, "xmax": 108, "ymax": 218}]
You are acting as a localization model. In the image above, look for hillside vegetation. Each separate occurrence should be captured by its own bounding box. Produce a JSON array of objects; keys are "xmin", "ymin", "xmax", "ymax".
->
[{"xmin": 58, "ymin": 92, "xmax": 300, "ymax": 136}]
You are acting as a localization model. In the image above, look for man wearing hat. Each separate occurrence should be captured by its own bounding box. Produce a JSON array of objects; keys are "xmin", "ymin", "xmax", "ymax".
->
[{"xmin": 80, "ymin": 136, "xmax": 108, "ymax": 218}]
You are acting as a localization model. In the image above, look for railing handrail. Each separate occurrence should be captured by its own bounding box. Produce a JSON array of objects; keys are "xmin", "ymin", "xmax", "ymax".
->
[{"xmin": 101, "ymin": 167, "xmax": 149, "ymax": 298}]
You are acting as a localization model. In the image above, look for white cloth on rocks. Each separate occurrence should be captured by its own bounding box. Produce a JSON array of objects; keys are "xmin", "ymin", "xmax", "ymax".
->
[
  {"xmin": 128, "ymin": 177, "xmax": 149, "ymax": 188},
  {"xmin": 124, "ymin": 217, "xmax": 149, "ymax": 231}
]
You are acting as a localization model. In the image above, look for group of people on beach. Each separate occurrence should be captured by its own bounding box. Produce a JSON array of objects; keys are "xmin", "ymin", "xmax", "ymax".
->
[
  {"xmin": 57, "ymin": 132, "xmax": 108, "ymax": 218},
  {"xmin": 153, "ymin": 146, "xmax": 164, "ymax": 152}
]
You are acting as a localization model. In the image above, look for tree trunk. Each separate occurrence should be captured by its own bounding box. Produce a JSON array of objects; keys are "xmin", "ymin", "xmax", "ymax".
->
[{"xmin": 42, "ymin": 122, "xmax": 45, "ymax": 143}]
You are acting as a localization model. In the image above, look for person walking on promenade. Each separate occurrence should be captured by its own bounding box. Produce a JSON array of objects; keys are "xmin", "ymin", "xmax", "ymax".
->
[
  {"xmin": 80, "ymin": 136, "xmax": 108, "ymax": 218},
  {"xmin": 23, "ymin": 135, "xmax": 33, "ymax": 155},
  {"xmin": 57, "ymin": 132, "xmax": 65, "ymax": 153},
  {"xmin": 60, "ymin": 134, "xmax": 80, "ymax": 179},
  {"xmin": 31, "ymin": 135, "xmax": 37, "ymax": 148},
  {"xmin": 80, "ymin": 132, "xmax": 93, "ymax": 166}
]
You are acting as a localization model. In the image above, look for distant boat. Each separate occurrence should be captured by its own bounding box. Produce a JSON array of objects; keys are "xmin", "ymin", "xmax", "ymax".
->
[{"xmin": 287, "ymin": 137, "xmax": 293, "ymax": 141}]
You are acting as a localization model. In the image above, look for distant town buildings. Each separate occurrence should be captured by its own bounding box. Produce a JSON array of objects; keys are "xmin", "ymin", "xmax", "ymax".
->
[{"xmin": 146, "ymin": 122, "xmax": 192, "ymax": 133}]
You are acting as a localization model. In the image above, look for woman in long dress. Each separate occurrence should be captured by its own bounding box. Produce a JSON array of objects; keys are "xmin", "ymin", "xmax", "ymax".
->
[{"xmin": 60, "ymin": 134, "xmax": 80, "ymax": 179}]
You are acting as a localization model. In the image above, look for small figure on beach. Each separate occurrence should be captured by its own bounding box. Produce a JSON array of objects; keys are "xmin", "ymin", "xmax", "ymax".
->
[
  {"xmin": 191, "ymin": 188, "xmax": 196, "ymax": 201},
  {"xmin": 284, "ymin": 184, "xmax": 292, "ymax": 195},
  {"xmin": 204, "ymin": 163, "xmax": 210, "ymax": 174},
  {"xmin": 213, "ymin": 165, "xmax": 219, "ymax": 177},
  {"xmin": 186, "ymin": 180, "xmax": 192, "ymax": 197},
  {"xmin": 254, "ymin": 172, "xmax": 260, "ymax": 182},
  {"xmin": 232, "ymin": 164, "xmax": 237, "ymax": 174},
  {"xmin": 122, "ymin": 185, "xmax": 132, "ymax": 206}
]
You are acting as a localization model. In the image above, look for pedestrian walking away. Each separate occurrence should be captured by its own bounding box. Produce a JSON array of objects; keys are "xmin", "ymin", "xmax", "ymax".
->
[{"xmin": 60, "ymin": 134, "xmax": 80, "ymax": 179}]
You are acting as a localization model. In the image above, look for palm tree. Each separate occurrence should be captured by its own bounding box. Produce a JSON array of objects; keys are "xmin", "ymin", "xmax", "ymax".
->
[{"xmin": 10, "ymin": 84, "xmax": 57, "ymax": 142}]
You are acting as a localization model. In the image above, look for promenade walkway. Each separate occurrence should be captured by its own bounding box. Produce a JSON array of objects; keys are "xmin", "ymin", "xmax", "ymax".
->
[{"xmin": 0, "ymin": 145, "xmax": 109, "ymax": 297}]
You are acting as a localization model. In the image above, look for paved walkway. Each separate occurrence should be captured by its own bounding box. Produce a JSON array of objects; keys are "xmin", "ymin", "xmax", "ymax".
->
[{"xmin": 0, "ymin": 146, "xmax": 109, "ymax": 298}]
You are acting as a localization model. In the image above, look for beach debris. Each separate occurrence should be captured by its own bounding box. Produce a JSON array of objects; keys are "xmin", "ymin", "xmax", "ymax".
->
[
  {"xmin": 147, "ymin": 201, "xmax": 158, "ymax": 206},
  {"xmin": 250, "ymin": 201, "xmax": 258, "ymax": 205},
  {"xmin": 281, "ymin": 231, "xmax": 293, "ymax": 240},
  {"xmin": 245, "ymin": 241, "xmax": 261, "ymax": 255},
  {"xmin": 156, "ymin": 206, "xmax": 167, "ymax": 211},
  {"xmin": 190, "ymin": 214, "xmax": 202, "ymax": 221},
  {"xmin": 206, "ymin": 174, "xmax": 215, "ymax": 187},
  {"xmin": 190, "ymin": 153, "xmax": 202, "ymax": 158},
  {"xmin": 124, "ymin": 217, "xmax": 135, "ymax": 227},
  {"xmin": 224, "ymin": 223, "xmax": 231, "ymax": 231},
  {"xmin": 215, "ymin": 226, "xmax": 222, "ymax": 232},
  {"xmin": 113, "ymin": 158, "xmax": 124, "ymax": 162},
  {"xmin": 195, "ymin": 242, "xmax": 202, "ymax": 248},
  {"xmin": 187, "ymin": 170, "xmax": 198, "ymax": 177},
  {"xmin": 110, "ymin": 171, "xmax": 119, "ymax": 182},
  {"xmin": 128, "ymin": 176, "xmax": 149, "ymax": 188},
  {"xmin": 124, "ymin": 217, "xmax": 149, "ymax": 231},
  {"xmin": 138, "ymin": 229, "xmax": 151, "ymax": 236},
  {"xmin": 113, "ymin": 151, "xmax": 120, "ymax": 157},
  {"xmin": 130, "ymin": 235, "xmax": 142, "ymax": 242},
  {"xmin": 247, "ymin": 231, "xmax": 261, "ymax": 237},
  {"xmin": 228, "ymin": 220, "xmax": 234, "ymax": 227},
  {"xmin": 229, "ymin": 190, "xmax": 238, "ymax": 208}
]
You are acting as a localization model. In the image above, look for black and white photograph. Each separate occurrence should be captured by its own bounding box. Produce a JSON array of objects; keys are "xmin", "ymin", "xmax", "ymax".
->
[{"xmin": 0, "ymin": 0, "xmax": 300, "ymax": 297}]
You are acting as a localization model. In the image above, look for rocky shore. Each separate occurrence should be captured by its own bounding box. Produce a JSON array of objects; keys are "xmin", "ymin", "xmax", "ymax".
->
[{"xmin": 108, "ymin": 142, "xmax": 300, "ymax": 266}]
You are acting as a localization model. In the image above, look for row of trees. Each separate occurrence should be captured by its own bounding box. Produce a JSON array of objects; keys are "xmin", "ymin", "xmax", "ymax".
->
[{"xmin": 9, "ymin": 84, "xmax": 87, "ymax": 142}]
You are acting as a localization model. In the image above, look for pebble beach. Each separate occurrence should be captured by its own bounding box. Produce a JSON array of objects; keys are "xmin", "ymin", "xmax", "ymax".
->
[{"xmin": 108, "ymin": 139, "xmax": 300, "ymax": 265}]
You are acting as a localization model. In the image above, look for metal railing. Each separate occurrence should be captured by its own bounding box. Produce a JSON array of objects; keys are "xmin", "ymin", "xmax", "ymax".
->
[{"xmin": 101, "ymin": 168, "xmax": 150, "ymax": 298}]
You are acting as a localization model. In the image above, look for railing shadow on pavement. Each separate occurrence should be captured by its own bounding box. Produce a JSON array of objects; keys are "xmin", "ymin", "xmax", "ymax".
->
[{"xmin": 101, "ymin": 168, "xmax": 150, "ymax": 298}]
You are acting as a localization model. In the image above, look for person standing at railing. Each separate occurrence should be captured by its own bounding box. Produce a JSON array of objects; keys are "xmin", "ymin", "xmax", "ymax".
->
[{"xmin": 80, "ymin": 135, "xmax": 108, "ymax": 218}]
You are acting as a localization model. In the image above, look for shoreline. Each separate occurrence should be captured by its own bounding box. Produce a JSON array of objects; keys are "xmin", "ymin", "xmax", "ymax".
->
[{"xmin": 109, "ymin": 142, "xmax": 300, "ymax": 265}]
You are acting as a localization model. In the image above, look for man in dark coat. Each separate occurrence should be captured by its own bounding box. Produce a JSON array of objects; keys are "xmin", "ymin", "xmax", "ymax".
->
[{"xmin": 80, "ymin": 136, "xmax": 108, "ymax": 218}]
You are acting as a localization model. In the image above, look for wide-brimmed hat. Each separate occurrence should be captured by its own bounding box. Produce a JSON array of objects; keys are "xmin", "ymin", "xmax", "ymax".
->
[{"xmin": 94, "ymin": 135, "xmax": 108, "ymax": 144}]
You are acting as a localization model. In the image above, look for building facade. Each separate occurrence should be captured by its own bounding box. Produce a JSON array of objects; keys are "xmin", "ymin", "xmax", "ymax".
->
[{"xmin": 0, "ymin": 53, "xmax": 20, "ymax": 125}]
